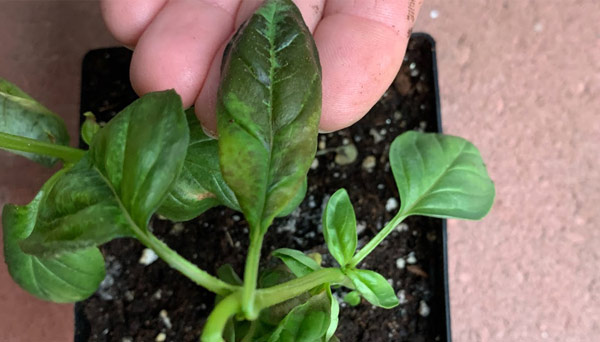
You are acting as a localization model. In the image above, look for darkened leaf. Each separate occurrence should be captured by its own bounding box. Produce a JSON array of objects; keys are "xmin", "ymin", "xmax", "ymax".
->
[
  {"xmin": 345, "ymin": 269, "xmax": 398, "ymax": 309},
  {"xmin": 322, "ymin": 189, "xmax": 357, "ymax": 267},
  {"xmin": 272, "ymin": 248, "xmax": 320, "ymax": 278},
  {"xmin": 2, "ymin": 171, "xmax": 105, "ymax": 302},
  {"xmin": 0, "ymin": 78, "xmax": 70, "ymax": 166},
  {"xmin": 90, "ymin": 90, "xmax": 189, "ymax": 228},
  {"xmin": 217, "ymin": 264, "xmax": 243, "ymax": 286},
  {"xmin": 277, "ymin": 177, "xmax": 307, "ymax": 218},
  {"xmin": 217, "ymin": 0, "xmax": 322, "ymax": 233},
  {"xmin": 390, "ymin": 132, "xmax": 495, "ymax": 219},
  {"xmin": 20, "ymin": 91, "xmax": 188, "ymax": 257},
  {"xmin": 158, "ymin": 109, "xmax": 238, "ymax": 221}
]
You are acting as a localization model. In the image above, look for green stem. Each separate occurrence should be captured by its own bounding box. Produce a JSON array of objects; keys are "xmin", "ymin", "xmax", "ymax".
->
[
  {"xmin": 201, "ymin": 292, "xmax": 241, "ymax": 342},
  {"xmin": 135, "ymin": 231, "xmax": 237, "ymax": 296},
  {"xmin": 241, "ymin": 228, "xmax": 264, "ymax": 319},
  {"xmin": 0, "ymin": 131, "xmax": 85, "ymax": 163},
  {"xmin": 255, "ymin": 268, "xmax": 345, "ymax": 310},
  {"xmin": 349, "ymin": 213, "xmax": 408, "ymax": 268}
]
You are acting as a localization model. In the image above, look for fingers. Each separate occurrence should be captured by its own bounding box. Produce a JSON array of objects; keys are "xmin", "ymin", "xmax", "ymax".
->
[
  {"xmin": 196, "ymin": 0, "xmax": 326, "ymax": 134},
  {"xmin": 129, "ymin": 0, "xmax": 241, "ymax": 108},
  {"xmin": 100, "ymin": 0, "xmax": 168, "ymax": 46},
  {"xmin": 315, "ymin": 0, "xmax": 422, "ymax": 131}
]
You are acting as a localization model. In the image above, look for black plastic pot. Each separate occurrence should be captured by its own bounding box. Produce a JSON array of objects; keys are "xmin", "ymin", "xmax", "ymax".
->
[{"xmin": 75, "ymin": 33, "xmax": 450, "ymax": 342}]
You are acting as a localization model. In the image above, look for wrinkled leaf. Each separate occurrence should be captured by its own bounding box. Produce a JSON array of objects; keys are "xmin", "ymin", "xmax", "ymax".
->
[
  {"xmin": 390, "ymin": 132, "xmax": 495, "ymax": 219},
  {"xmin": 19, "ymin": 91, "xmax": 188, "ymax": 257},
  {"xmin": 345, "ymin": 269, "xmax": 398, "ymax": 309},
  {"xmin": 0, "ymin": 78, "xmax": 70, "ymax": 166},
  {"xmin": 267, "ymin": 291, "xmax": 331, "ymax": 342},
  {"xmin": 158, "ymin": 109, "xmax": 238, "ymax": 221},
  {"xmin": 2, "ymin": 171, "xmax": 105, "ymax": 302},
  {"xmin": 81, "ymin": 112, "xmax": 100, "ymax": 146},
  {"xmin": 90, "ymin": 90, "xmax": 189, "ymax": 228},
  {"xmin": 272, "ymin": 248, "xmax": 320, "ymax": 278},
  {"xmin": 217, "ymin": 0, "xmax": 322, "ymax": 233},
  {"xmin": 322, "ymin": 189, "xmax": 357, "ymax": 267}
]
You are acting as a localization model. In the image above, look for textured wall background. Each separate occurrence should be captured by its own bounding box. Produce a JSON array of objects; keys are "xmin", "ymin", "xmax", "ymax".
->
[{"xmin": 0, "ymin": 1, "xmax": 598, "ymax": 341}]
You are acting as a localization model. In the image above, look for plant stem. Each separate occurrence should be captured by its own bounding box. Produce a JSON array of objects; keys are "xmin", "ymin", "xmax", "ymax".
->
[
  {"xmin": 349, "ymin": 213, "xmax": 408, "ymax": 268},
  {"xmin": 135, "ymin": 231, "xmax": 237, "ymax": 296},
  {"xmin": 0, "ymin": 131, "xmax": 85, "ymax": 163},
  {"xmin": 255, "ymin": 268, "xmax": 345, "ymax": 310},
  {"xmin": 201, "ymin": 292, "xmax": 241, "ymax": 342},
  {"xmin": 241, "ymin": 228, "xmax": 264, "ymax": 319}
]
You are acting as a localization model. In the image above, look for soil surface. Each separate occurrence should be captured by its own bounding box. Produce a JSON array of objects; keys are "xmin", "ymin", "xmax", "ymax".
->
[{"xmin": 76, "ymin": 35, "xmax": 447, "ymax": 342}]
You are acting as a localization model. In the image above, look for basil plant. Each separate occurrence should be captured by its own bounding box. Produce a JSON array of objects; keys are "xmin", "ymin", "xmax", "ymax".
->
[{"xmin": 0, "ymin": 1, "xmax": 495, "ymax": 341}]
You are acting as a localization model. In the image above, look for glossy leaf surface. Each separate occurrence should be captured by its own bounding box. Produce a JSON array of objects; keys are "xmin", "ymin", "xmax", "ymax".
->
[
  {"xmin": 322, "ymin": 189, "xmax": 357, "ymax": 267},
  {"xmin": 90, "ymin": 90, "xmax": 189, "ymax": 228},
  {"xmin": 0, "ymin": 78, "xmax": 69, "ymax": 166},
  {"xmin": 158, "ymin": 109, "xmax": 238, "ymax": 221},
  {"xmin": 2, "ymin": 173, "xmax": 105, "ymax": 302},
  {"xmin": 345, "ymin": 269, "xmax": 398, "ymax": 309},
  {"xmin": 325, "ymin": 286, "xmax": 339, "ymax": 341},
  {"xmin": 390, "ymin": 132, "xmax": 495, "ymax": 219},
  {"xmin": 217, "ymin": 0, "xmax": 322, "ymax": 233},
  {"xmin": 272, "ymin": 248, "xmax": 320, "ymax": 278}
]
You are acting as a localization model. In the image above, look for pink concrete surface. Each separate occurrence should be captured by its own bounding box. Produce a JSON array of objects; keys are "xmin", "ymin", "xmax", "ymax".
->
[{"xmin": 0, "ymin": 1, "xmax": 598, "ymax": 342}]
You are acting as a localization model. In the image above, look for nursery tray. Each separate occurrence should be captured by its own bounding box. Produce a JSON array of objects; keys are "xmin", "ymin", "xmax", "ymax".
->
[{"xmin": 75, "ymin": 33, "xmax": 451, "ymax": 342}]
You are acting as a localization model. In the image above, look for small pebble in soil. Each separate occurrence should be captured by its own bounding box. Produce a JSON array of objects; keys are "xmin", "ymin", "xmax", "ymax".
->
[
  {"xmin": 396, "ymin": 257, "xmax": 406, "ymax": 269},
  {"xmin": 385, "ymin": 198, "xmax": 399, "ymax": 212},
  {"xmin": 356, "ymin": 221, "xmax": 367, "ymax": 235},
  {"xmin": 397, "ymin": 290, "xmax": 408, "ymax": 305},
  {"xmin": 377, "ymin": 183, "xmax": 385, "ymax": 190},
  {"xmin": 362, "ymin": 155, "xmax": 376, "ymax": 172},
  {"xmin": 139, "ymin": 248, "xmax": 159, "ymax": 266},
  {"xmin": 396, "ymin": 222, "xmax": 409, "ymax": 232},
  {"xmin": 318, "ymin": 138, "xmax": 326, "ymax": 150},
  {"xmin": 369, "ymin": 128, "xmax": 385, "ymax": 144},
  {"xmin": 170, "ymin": 222, "xmax": 184, "ymax": 235},
  {"xmin": 124, "ymin": 290, "xmax": 135, "ymax": 301},
  {"xmin": 310, "ymin": 158, "xmax": 319, "ymax": 170},
  {"xmin": 419, "ymin": 300, "xmax": 431, "ymax": 317},
  {"xmin": 232, "ymin": 215, "xmax": 241, "ymax": 221},
  {"xmin": 155, "ymin": 332, "xmax": 167, "ymax": 342},
  {"xmin": 160, "ymin": 309, "xmax": 173, "ymax": 329},
  {"xmin": 407, "ymin": 251, "xmax": 417, "ymax": 264},
  {"xmin": 122, "ymin": 338, "xmax": 133, "ymax": 342},
  {"xmin": 153, "ymin": 289, "xmax": 162, "ymax": 300}
]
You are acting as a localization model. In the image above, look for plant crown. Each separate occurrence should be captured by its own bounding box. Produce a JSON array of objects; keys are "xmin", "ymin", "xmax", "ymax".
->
[{"xmin": 0, "ymin": 1, "xmax": 495, "ymax": 341}]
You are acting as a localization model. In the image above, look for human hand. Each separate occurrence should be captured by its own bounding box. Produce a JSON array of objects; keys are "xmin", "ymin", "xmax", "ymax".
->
[{"xmin": 101, "ymin": 0, "xmax": 422, "ymax": 134}]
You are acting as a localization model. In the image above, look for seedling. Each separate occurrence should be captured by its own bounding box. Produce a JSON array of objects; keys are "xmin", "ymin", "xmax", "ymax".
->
[{"xmin": 0, "ymin": 1, "xmax": 494, "ymax": 341}]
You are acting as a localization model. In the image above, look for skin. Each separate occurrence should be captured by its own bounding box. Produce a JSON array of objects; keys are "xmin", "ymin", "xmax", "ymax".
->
[{"xmin": 101, "ymin": 0, "xmax": 423, "ymax": 134}]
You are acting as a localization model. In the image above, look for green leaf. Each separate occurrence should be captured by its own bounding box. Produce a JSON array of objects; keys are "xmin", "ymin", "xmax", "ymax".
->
[
  {"xmin": 158, "ymin": 109, "xmax": 239, "ymax": 221},
  {"xmin": 345, "ymin": 269, "xmax": 398, "ymax": 309},
  {"xmin": 267, "ymin": 291, "xmax": 331, "ymax": 342},
  {"xmin": 325, "ymin": 286, "xmax": 339, "ymax": 341},
  {"xmin": 0, "ymin": 78, "xmax": 70, "ymax": 166},
  {"xmin": 217, "ymin": 0, "xmax": 322, "ymax": 233},
  {"xmin": 2, "ymin": 171, "xmax": 105, "ymax": 302},
  {"xmin": 20, "ymin": 90, "xmax": 188, "ymax": 256},
  {"xmin": 343, "ymin": 291, "xmax": 361, "ymax": 307},
  {"xmin": 276, "ymin": 177, "xmax": 307, "ymax": 218},
  {"xmin": 390, "ymin": 132, "xmax": 495, "ymax": 219},
  {"xmin": 272, "ymin": 248, "xmax": 320, "ymax": 278},
  {"xmin": 81, "ymin": 112, "xmax": 100, "ymax": 146},
  {"xmin": 217, "ymin": 264, "xmax": 243, "ymax": 286},
  {"xmin": 322, "ymin": 189, "xmax": 357, "ymax": 267},
  {"xmin": 90, "ymin": 90, "xmax": 189, "ymax": 228}
]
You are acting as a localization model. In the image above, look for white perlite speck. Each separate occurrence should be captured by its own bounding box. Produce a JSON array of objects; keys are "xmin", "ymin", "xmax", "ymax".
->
[
  {"xmin": 397, "ymin": 290, "xmax": 407, "ymax": 304},
  {"xmin": 160, "ymin": 309, "xmax": 173, "ymax": 329},
  {"xmin": 395, "ymin": 222, "xmax": 409, "ymax": 232},
  {"xmin": 356, "ymin": 221, "xmax": 367, "ymax": 235},
  {"xmin": 385, "ymin": 198, "xmax": 399, "ymax": 212},
  {"xmin": 311, "ymin": 158, "xmax": 319, "ymax": 169},
  {"xmin": 396, "ymin": 257, "xmax": 406, "ymax": 269},
  {"xmin": 155, "ymin": 332, "xmax": 167, "ymax": 342},
  {"xmin": 419, "ymin": 300, "xmax": 431, "ymax": 317},
  {"xmin": 406, "ymin": 252, "xmax": 417, "ymax": 264},
  {"xmin": 139, "ymin": 248, "xmax": 159, "ymax": 265}
]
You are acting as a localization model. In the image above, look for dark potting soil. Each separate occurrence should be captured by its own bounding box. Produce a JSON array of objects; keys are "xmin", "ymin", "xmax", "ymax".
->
[{"xmin": 76, "ymin": 34, "xmax": 448, "ymax": 342}]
